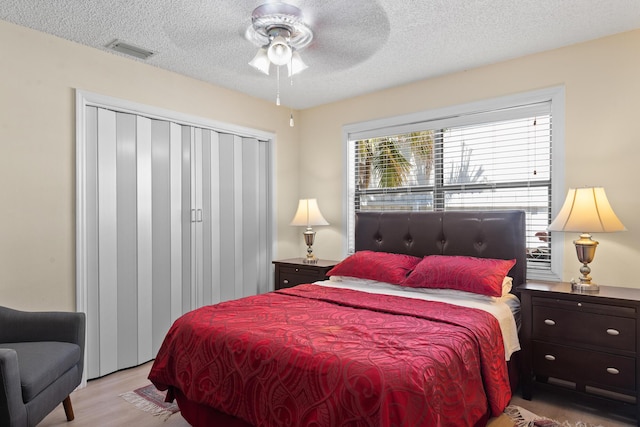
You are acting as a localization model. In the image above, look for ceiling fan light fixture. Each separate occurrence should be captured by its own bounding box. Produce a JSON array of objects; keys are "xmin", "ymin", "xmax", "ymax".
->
[
  {"xmin": 288, "ymin": 51, "xmax": 307, "ymax": 77},
  {"xmin": 249, "ymin": 47, "xmax": 270, "ymax": 75},
  {"xmin": 267, "ymin": 35, "xmax": 292, "ymax": 66},
  {"xmin": 246, "ymin": 2, "xmax": 314, "ymax": 106}
]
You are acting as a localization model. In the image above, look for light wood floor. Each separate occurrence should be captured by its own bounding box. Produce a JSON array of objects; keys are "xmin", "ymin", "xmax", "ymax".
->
[
  {"xmin": 39, "ymin": 361, "xmax": 635, "ymax": 427},
  {"xmin": 40, "ymin": 362, "xmax": 189, "ymax": 427}
]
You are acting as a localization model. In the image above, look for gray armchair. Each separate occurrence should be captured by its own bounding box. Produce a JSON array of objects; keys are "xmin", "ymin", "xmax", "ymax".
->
[{"xmin": 0, "ymin": 306, "xmax": 85, "ymax": 427}]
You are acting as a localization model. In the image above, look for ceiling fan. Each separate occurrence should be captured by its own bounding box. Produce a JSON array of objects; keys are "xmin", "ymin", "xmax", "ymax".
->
[
  {"xmin": 242, "ymin": 1, "xmax": 389, "ymax": 106},
  {"xmin": 245, "ymin": 3, "xmax": 314, "ymax": 78}
]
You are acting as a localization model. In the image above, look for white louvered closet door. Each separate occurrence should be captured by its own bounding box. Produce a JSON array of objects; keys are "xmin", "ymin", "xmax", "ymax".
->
[{"xmin": 83, "ymin": 106, "xmax": 272, "ymax": 379}]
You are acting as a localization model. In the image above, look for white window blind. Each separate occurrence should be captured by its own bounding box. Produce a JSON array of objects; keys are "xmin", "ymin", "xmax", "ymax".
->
[{"xmin": 346, "ymin": 97, "xmax": 559, "ymax": 276}]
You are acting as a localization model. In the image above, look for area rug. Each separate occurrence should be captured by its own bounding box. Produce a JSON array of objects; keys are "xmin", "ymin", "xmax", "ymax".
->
[
  {"xmin": 505, "ymin": 405, "xmax": 605, "ymax": 427},
  {"xmin": 120, "ymin": 383, "xmax": 179, "ymax": 420}
]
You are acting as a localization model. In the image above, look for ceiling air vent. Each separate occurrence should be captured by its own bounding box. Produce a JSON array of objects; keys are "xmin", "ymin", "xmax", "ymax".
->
[{"xmin": 106, "ymin": 40, "xmax": 155, "ymax": 60}]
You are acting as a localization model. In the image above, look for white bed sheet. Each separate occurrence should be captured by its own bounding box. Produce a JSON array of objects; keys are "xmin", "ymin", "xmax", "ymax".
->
[{"xmin": 315, "ymin": 277, "xmax": 521, "ymax": 361}]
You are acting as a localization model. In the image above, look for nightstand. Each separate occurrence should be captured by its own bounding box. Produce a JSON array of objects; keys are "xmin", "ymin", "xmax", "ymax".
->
[
  {"xmin": 519, "ymin": 281, "xmax": 640, "ymax": 420},
  {"xmin": 272, "ymin": 258, "xmax": 339, "ymax": 290}
]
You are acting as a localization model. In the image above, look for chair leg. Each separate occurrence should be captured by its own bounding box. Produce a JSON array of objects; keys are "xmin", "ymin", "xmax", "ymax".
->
[{"xmin": 62, "ymin": 396, "xmax": 75, "ymax": 421}]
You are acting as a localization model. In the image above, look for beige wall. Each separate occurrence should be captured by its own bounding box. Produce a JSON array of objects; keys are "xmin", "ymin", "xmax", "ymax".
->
[
  {"xmin": 301, "ymin": 29, "xmax": 640, "ymax": 288},
  {"xmin": 0, "ymin": 20, "xmax": 302, "ymax": 311},
  {"xmin": 2, "ymin": 20, "xmax": 639, "ymax": 313}
]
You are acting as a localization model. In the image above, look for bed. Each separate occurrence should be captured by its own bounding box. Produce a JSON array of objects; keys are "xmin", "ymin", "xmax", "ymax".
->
[{"xmin": 149, "ymin": 210, "xmax": 526, "ymax": 427}]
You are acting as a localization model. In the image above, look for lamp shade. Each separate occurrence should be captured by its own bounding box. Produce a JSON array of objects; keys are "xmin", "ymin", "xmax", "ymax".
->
[
  {"xmin": 267, "ymin": 36, "xmax": 292, "ymax": 66},
  {"xmin": 290, "ymin": 199, "xmax": 329, "ymax": 227},
  {"xmin": 248, "ymin": 47, "xmax": 270, "ymax": 75},
  {"xmin": 548, "ymin": 187, "xmax": 625, "ymax": 233},
  {"xmin": 287, "ymin": 51, "xmax": 308, "ymax": 77}
]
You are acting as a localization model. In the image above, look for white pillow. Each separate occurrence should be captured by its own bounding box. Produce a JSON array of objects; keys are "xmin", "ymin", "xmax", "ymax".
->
[
  {"xmin": 502, "ymin": 276, "xmax": 513, "ymax": 295},
  {"xmin": 330, "ymin": 275, "xmax": 514, "ymax": 301},
  {"xmin": 408, "ymin": 276, "xmax": 514, "ymax": 302}
]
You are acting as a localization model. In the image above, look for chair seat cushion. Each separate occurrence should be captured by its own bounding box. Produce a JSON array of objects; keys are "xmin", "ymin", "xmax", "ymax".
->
[{"xmin": 0, "ymin": 341, "xmax": 81, "ymax": 402}]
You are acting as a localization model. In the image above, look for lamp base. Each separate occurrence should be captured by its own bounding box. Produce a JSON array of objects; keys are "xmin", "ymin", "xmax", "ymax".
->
[
  {"xmin": 572, "ymin": 234, "xmax": 599, "ymax": 293},
  {"xmin": 571, "ymin": 279, "xmax": 599, "ymax": 293},
  {"xmin": 303, "ymin": 255, "xmax": 318, "ymax": 264},
  {"xmin": 302, "ymin": 229, "xmax": 318, "ymax": 264}
]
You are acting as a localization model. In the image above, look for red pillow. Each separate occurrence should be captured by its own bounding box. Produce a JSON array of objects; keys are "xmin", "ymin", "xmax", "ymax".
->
[
  {"xmin": 402, "ymin": 255, "xmax": 516, "ymax": 297},
  {"xmin": 327, "ymin": 251, "xmax": 422, "ymax": 285}
]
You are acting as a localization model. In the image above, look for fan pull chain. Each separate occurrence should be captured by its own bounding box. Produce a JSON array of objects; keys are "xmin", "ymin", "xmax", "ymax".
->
[{"xmin": 276, "ymin": 66, "xmax": 281, "ymax": 106}]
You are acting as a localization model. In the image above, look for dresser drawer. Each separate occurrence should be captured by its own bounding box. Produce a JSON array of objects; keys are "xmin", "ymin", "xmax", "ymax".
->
[
  {"xmin": 277, "ymin": 266, "xmax": 326, "ymax": 289},
  {"xmin": 533, "ymin": 341, "xmax": 636, "ymax": 392},
  {"xmin": 532, "ymin": 296, "xmax": 636, "ymax": 317},
  {"xmin": 532, "ymin": 304, "xmax": 636, "ymax": 352},
  {"xmin": 279, "ymin": 265, "xmax": 323, "ymax": 278}
]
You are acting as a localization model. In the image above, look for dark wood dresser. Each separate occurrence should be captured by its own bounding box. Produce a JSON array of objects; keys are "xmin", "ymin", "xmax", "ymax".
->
[
  {"xmin": 273, "ymin": 258, "xmax": 339, "ymax": 290},
  {"xmin": 519, "ymin": 281, "xmax": 640, "ymax": 421}
]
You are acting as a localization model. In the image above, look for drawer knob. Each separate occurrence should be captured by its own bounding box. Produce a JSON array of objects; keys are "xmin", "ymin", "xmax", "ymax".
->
[
  {"xmin": 295, "ymin": 268, "xmax": 299, "ymax": 272},
  {"xmin": 606, "ymin": 367, "xmax": 620, "ymax": 375},
  {"xmin": 544, "ymin": 319, "xmax": 556, "ymax": 326},
  {"xmin": 606, "ymin": 329, "xmax": 620, "ymax": 336},
  {"xmin": 544, "ymin": 354, "xmax": 556, "ymax": 361},
  {"xmin": 283, "ymin": 279, "xmax": 289, "ymax": 284}
]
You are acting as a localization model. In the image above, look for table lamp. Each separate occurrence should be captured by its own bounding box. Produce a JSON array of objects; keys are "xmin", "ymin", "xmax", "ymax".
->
[
  {"xmin": 290, "ymin": 198, "xmax": 329, "ymax": 264},
  {"xmin": 548, "ymin": 187, "xmax": 625, "ymax": 293}
]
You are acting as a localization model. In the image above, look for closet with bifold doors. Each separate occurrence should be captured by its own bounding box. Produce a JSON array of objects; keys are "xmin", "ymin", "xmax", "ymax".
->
[{"xmin": 80, "ymin": 104, "xmax": 272, "ymax": 379}]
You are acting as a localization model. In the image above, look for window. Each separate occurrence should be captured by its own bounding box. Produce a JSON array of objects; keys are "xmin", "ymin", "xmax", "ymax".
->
[{"xmin": 344, "ymin": 87, "xmax": 565, "ymax": 280}]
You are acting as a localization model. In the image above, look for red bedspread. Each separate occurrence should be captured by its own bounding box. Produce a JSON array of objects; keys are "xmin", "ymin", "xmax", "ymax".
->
[{"xmin": 149, "ymin": 284, "xmax": 511, "ymax": 427}]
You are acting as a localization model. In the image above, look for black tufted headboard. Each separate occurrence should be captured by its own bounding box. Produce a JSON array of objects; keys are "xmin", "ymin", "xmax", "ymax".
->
[{"xmin": 354, "ymin": 210, "xmax": 527, "ymax": 288}]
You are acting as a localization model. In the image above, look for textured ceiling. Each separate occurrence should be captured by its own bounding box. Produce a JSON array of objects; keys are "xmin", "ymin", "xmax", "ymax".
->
[{"xmin": 2, "ymin": 0, "xmax": 640, "ymax": 109}]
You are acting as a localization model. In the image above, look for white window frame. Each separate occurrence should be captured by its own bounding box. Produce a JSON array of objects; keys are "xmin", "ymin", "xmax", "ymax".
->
[{"xmin": 342, "ymin": 86, "xmax": 565, "ymax": 281}]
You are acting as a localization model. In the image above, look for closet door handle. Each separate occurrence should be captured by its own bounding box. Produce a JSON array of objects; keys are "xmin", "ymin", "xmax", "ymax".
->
[
  {"xmin": 196, "ymin": 209, "xmax": 203, "ymax": 222},
  {"xmin": 191, "ymin": 209, "xmax": 196, "ymax": 223}
]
